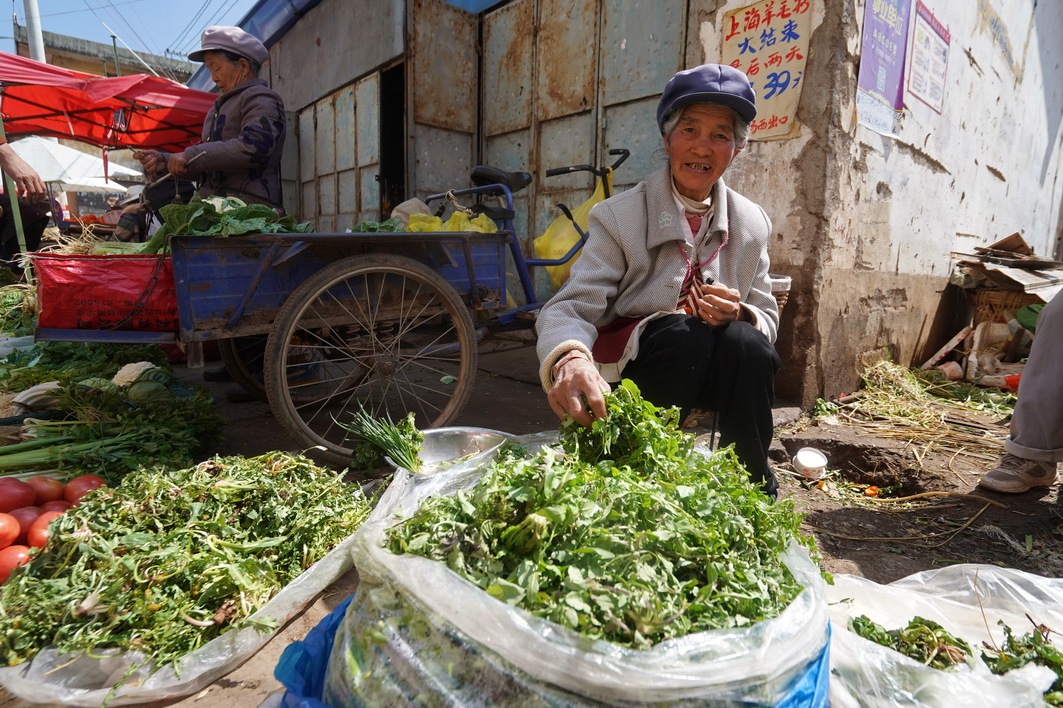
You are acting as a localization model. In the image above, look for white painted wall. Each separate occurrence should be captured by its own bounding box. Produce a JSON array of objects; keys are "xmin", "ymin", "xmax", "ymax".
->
[{"xmin": 693, "ymin": 0, "xmax": 1063, "ymax": 403}]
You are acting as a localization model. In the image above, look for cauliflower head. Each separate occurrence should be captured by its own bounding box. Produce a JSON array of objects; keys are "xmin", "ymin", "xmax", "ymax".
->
[{"xmin": 112, "ymin": 361, "xmax": 159, "ymax": 387}]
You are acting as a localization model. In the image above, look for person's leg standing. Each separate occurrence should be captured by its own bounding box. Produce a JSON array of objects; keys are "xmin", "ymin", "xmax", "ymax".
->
[{"xmin": 980, "ymin": 292, "xmax": 1063, "ymax": 492}]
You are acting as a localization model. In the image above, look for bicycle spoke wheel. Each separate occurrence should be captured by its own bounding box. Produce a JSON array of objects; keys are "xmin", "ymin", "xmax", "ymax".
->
[
  {"xmin": 217, "ymin": 335, "xmax": 267, "ymax": 400},
  {"xmin": 265, "ymin": 253, "xmax": 477, "ymax": 465}
]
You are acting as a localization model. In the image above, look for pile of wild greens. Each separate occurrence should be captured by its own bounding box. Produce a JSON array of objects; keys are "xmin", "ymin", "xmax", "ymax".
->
[
  {"xmin": 0, "ymin": 452, "xmax": 372, "ymax": 673},
  {"xmin": 140, "ymin": 195, "xmax": 312, "ymax": 254},
  {"xmin": 386, "ymin": 380, "xmax": 813, "ymax": 649},
  {"xmin": 848, "ymin": 615, "xmax": 973, "ymax": 670},
  {"xmin": 983, "ymin": 621, "xmax": 1063, "ymax": 705},
  {"xmin": 851, "ymin": 614, "xmax": 1063, "ymax": 704}
]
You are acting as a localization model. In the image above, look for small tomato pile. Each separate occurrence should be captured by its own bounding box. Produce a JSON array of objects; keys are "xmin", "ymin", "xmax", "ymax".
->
[{"xmin": 0, "ymin": 474, "xmax": 106, "ymax": 583}]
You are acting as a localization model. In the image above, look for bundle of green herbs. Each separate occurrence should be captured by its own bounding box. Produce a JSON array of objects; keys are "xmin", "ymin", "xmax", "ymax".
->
[
  {"xmin": 0, "ymin": 284, "xmax": 35, "ymax": 336},
  {"xmin": 386, "ymin": 380, "xmax": 814, "ymax": 649},
  {"xmin": 983, "ymin": 620, "xmax": 1063, "ymax": 705},
  {"xmin": 0, "ymin": 452, "xmax": 372, "ymax": 674}
]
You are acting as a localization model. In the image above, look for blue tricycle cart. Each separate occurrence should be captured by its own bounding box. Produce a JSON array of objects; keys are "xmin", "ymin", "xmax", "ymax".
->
[{"xmin": 34, "ymin": 151, "xmax": 629, "ymax": 465}]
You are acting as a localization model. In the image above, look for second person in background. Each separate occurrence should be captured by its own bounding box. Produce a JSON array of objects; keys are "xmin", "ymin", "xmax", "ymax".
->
[{"xmin": 135, "ymin": 26, "xmax": 286, "ymax": 211}]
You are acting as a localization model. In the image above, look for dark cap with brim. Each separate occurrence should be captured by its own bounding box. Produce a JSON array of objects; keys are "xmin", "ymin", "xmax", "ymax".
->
[
  {"xmin": 656, "ymin": 64, "xmax": 757, "ymax": 130},
  {"xmin": 188, "ymin": 26, "xmax": 267, "ymax": 65}
]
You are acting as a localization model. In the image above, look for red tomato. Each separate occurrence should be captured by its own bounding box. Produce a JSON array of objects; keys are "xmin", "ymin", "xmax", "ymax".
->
[
  {"xmin": 6, "ymin": 506, "xmax": 41, "ymax": 544},
  {"xmin": 27, "ymin": 510, "xmax": 64, "ymax": 549},
  {"xmin": 40, "ymin": 500, "xmax": 74, "ymax": 513},
  {"xmin": 0, "ymin": 544, "xmax": 31, "ymax": 584},
  {"xmin": 63, "ymin": 475, "xmax": 106, "ymax": 505},
  {"xmin": 0, "ymin": 478, "xmax": 37, "ymax": 513},
  {"xmin": 25, "ymin": 476, "xmax": 64, "ymax": 505},
  {"xmin": 0, "ymin": 512, "xmax": 18, "ymax": 549}
]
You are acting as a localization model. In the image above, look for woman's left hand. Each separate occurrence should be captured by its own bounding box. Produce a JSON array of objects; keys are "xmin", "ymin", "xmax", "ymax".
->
[
  {"xmin": 166, "ymin": 152, "xmax": 190, "ymax": 176},
  {"xmin": 692, "ymin": 281, "xmax": 744, "ymax": 326}
]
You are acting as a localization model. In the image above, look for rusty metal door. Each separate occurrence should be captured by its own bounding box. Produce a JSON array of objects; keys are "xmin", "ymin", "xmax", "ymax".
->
[
  {"xmin": 406, "ymin": 0, "xmax": 479, "ymax": 200},
  {"xmin": 600, "ymin": 0, "xmax": 685, "ymax": 190},
  {"xmin": 480, "ymin": 0, "xmax": 685, "ymax": 299}
]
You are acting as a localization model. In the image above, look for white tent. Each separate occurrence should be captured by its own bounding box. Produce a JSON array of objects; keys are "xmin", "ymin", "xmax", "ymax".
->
[{"xmin": 6, "ymin": 136, "xmax": 142, "ymax": 193}]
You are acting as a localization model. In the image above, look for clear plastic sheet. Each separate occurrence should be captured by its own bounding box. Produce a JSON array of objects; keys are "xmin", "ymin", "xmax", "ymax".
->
[
  {"xmin": 324, "ymin": 433, "xmax": 830, "ymax": 706},
  {"xmin": 827, "ymin": 564, "xmax": 1060, "ymax": 707},
  {"xmin": 0, "ymin": 532, "xmax": 359, "ymax": 706}
]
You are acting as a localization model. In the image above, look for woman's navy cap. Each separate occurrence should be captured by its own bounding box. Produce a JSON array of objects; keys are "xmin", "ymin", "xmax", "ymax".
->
[{"xmin": 656, "ymin": 64, "xmax": 757, "ymax": 130}]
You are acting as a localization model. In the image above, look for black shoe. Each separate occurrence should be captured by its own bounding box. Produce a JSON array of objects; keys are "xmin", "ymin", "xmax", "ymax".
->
[{"xmin": 203, "ymin": 366, "xmax": 233, "ymax": 382}]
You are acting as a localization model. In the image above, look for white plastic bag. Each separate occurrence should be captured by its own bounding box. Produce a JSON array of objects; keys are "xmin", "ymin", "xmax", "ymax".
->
[
  {"xmin": 324, "ymin": 434, "xmax": 830, "ymax": 705},
  {"xmin": 827, "ymin": 565, "xmax": 1060, "ymax": 707},
  {"xmin": 0, "ymin": 532, "xmax": 358, "ymax": 706}
]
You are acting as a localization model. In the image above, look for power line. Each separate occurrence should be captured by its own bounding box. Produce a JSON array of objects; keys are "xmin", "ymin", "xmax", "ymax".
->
[
  {"xmin": 26, "ymin": 0, "xmax": 256, "ymax": 80},
  {"xmin": 167, "ymin": 0, "xmax": 214, "ymax": 56}
]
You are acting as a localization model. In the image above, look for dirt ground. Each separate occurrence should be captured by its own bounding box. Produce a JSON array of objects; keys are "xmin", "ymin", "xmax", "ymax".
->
[
  {"xmin": 773, "ymin": 408, "xmax": 1062, "ymax": 584},
  {"xmin": 2, "ymin": 344, "xmax": 1057, "ymax": 706}
]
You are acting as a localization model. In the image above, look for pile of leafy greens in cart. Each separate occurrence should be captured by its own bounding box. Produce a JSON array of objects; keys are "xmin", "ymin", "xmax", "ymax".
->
[
  {"xmin": 386, "ymin": 380, "xmax": 817, "ymax": 649},
  {"xmin": 139, "ymin": 195, "xmax": 312, "ymax": 254}
]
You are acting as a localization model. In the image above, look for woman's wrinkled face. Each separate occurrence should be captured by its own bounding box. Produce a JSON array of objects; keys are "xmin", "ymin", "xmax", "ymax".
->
[
  {"xmin": 663, "ymin": 104, "xmax": 741, "ymax": 201},
  {"xmin": 203, "ymin": 51, "xmax": 251, "ymax": 93}
]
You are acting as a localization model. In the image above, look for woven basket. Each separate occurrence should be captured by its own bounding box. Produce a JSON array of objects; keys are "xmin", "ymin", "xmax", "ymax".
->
[
  {"xmin": 971, "ymin": 288, "xmax": 1041, "ymax": 324},
  {"xmin": 770, "ymin": 274, "xmax": 791, "ymax": 315},
  {"xmin": 774, "ymin": 291, "xmax": 790, "ymax": 313}
]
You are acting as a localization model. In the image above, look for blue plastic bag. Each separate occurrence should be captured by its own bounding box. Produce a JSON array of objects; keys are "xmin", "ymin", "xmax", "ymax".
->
[{"xmin": 274, "ymin": 596, "xmax": 353, "ymax": 708}]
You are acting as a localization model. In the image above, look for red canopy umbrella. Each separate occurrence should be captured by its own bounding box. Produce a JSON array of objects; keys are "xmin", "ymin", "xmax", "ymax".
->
[{"xmin": 0, "ymin": 52, "xmax": 215, "ymax": 153}]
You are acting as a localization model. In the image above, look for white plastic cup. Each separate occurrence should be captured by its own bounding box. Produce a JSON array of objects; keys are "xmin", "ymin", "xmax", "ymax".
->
[{"xmin": 793, "ymin": 447, "xmax": 827, "ymax": 479}]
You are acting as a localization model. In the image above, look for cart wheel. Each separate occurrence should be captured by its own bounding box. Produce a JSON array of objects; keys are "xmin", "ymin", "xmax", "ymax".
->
[
  {"xmin": 217, "ymin": 336, "xmax": 267, "ymax": 401},
  {"xmin": 264, "ymin": 253, "xmax": 478, "ymax": 465}
]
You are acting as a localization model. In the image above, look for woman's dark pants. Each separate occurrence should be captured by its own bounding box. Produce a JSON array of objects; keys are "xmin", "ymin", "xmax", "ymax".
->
[{"xmin": 622, "ymin": 314, "xmax": 781, "ymax": 496}]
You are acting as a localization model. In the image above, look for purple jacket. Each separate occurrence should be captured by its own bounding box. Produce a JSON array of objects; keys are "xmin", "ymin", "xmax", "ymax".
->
[{"xmin": 183, "ymin": 79, "xmax": 286, "ymax": 209}]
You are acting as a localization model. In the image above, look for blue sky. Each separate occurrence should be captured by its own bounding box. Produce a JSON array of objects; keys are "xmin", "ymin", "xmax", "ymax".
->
[{"xmin": 11, "ymin": 1, "xmax": 259, "ymax": 63}]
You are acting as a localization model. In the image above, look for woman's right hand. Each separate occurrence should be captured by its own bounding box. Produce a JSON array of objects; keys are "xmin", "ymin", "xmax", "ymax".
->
[
  {"xmin": 547, "ymin": 358, "xmax": 610, "ymax": 427},
  {"xmin": 134, "ymin": 150, "xmax": 167, "ymax": 176}
]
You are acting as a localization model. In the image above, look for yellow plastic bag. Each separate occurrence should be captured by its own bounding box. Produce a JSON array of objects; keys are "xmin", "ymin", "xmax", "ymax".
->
[
  {"xmin": 406, "ymin": 211, "xmax": 498, "ymax": 233},
  {"xmin": 533, "ymin": 169, "xmax": 613, "ymax": 289},
  {"xmin": 406, "ymin": 213, "xmax": 444, "ymax": 232},
  {"xmin": 444, "ymin": 211, "xmax": 498, "ymax": 233}
]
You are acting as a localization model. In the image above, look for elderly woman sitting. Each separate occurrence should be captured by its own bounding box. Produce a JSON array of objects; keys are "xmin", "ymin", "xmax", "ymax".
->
[{"xmin": 535, "ymin": 63, "xmax": 781, "ymax": 495}]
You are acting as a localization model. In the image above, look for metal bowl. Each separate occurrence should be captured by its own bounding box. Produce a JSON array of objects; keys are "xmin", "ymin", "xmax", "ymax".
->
[{"xmin": 387, "ymin": 426, "xmax": 512, "ymax": 473}]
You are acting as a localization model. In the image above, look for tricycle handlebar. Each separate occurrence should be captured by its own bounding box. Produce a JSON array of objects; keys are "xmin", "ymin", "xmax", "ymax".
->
[{"xmin": 544, "ymin": 148, "xmax": 629, "ymax": 178}]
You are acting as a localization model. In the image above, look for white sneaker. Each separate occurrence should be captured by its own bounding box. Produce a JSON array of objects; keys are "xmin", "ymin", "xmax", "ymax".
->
[{"xmin": 978, "ymin": 454, "xmax": 1058, "ymax": 493}]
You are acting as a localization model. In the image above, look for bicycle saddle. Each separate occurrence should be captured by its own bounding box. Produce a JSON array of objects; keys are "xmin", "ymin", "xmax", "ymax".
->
[{"xmin": 470, "ymin": 166, "xmax": 532, "ymax": 194}]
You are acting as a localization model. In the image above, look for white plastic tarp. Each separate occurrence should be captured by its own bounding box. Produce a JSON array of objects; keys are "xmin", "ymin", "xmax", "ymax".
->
[{"xmin": 6, "ymin": 136, "xmax": 140, "ymax": 193}]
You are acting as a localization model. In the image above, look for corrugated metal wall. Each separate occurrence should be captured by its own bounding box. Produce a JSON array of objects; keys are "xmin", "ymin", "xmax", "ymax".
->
[
  {"xmin": 288, "ymin": 0, "xmax": 684, "ymax": 271},
  {"xmin": 297, "ymin": 75, "xmax": 381, "ymax": 232},
  {"xmin": 480, "ymin": 0, "xmax": 685, "ymax": 297}
]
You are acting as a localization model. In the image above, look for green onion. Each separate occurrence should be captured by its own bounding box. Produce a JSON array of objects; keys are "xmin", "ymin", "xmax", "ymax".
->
[{"xmin": 340, "ymin": 407, "xmax": 423, "ymax": 473}]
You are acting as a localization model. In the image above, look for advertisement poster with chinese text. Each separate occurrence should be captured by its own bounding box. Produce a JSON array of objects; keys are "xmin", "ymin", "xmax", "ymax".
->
[
  {"xmin": 907, "ymin": 0, "xmax": 950, "ymax": 113},
  {"xmin": 721, "ymin": 0, "xmax": 812, "ymax": 140},
  {"xmin": 856, "ymin": 0, "xmax": 913, "ymax": 136}
]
